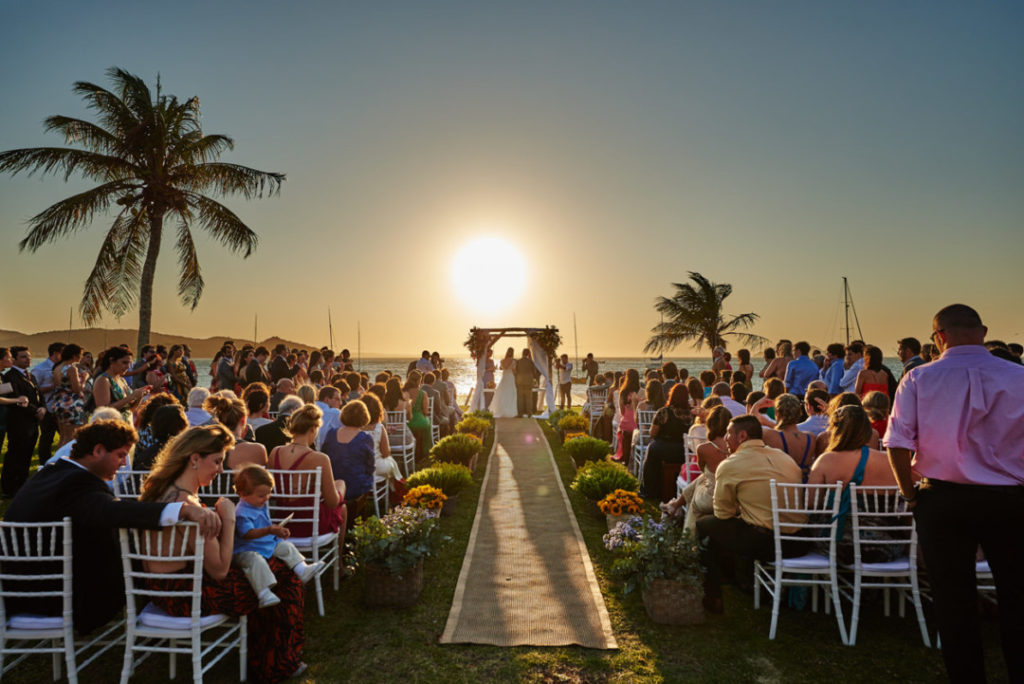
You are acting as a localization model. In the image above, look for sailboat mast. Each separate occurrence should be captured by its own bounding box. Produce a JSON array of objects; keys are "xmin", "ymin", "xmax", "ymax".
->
[
  {"xmin": 843, "ymin": 277, "xmax": 851, "ymax": 346},
  {"xmin": 254, "ymin": 314, "xmax": 258, "ymax": 346},
  {"xmin": 573, "ymin": 312, "xmax": 579, "ymax": 370},
  {"xmin": 328, "ymin": 307, "xmax": 334, "ymax": 350},
  {"xmin": 67, "ymin": 307, "xmax": 72, "ymax": 343},
  {"xmin": 357, "ymin": 321, "xmax": 361, "ymax": 371}
]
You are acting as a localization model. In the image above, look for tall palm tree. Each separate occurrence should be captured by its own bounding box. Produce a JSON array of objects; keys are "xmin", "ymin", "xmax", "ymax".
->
[
  {"xmin": 0, "ymin": 67, "xmax": 284, "ymax": 351},
  {"xmin": 643, "ymin": 272, "xmax": 767, "ymax": 357}
]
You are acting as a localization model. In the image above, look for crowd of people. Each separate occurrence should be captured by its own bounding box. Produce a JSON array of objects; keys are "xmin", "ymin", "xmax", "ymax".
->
[
  {"xmin": 0, "ymin": 340, "xmax": 457, "ymax": 682},
  {"xmin": 581, "ymin": 306, "xmax": 1022, "ymax": 682}
]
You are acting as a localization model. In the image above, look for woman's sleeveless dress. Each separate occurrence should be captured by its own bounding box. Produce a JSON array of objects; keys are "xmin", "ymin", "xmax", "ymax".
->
[
  {"xmin": 48, "ymin": 365, "xmax": 86, "ymax": 425},
  {"xmin": 780, "ymin": 430, "xmax": 815, "ymax": 483},
  {"xmin": 408, "ymin": 390, "xmax": 430, "ymax": 433},
  {"xmin": 270, "ymin": 447, "xmax": 344, "ymax": 537}
]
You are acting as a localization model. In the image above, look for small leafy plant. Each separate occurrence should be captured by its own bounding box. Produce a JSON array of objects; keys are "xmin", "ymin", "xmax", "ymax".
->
[
  {"xmin": 563, "ymin": 436, "xmax": 611, "ymax": 467},
  {"xmin": 348, "ymin": 506, "xmax": 447, "ymax": 574},
  {"xmin": 406, "ymin": 463, "xmax": 474, "ymax": 497},
  {"xmin": 598, "ymin": 489, "xmax": 645, "ymax": 516},
  {"xmin": 429, "ymin": 433, "xmax": 482, "ymax": 466},
  {"xmin": 465, "ymin": 409, "xmax": 494, "ymax": 424},
  {"xmin": 547, "ymin": 409, "xmax": 571, "ymax": 430},
  {"xmin": 603, "ymin": 515, "xmax": 702, "ymax": 595},
  {"xmin": 455, "ymin": 415, "xmax": 490, "ymax": 437},
  {"xmin": 557, "ymin": 413, "xmax": 589, "ymax": 433},
  {"xmin": 571, "ymin": 460, "xmax": 638, "ymax": 501},
  {"xmin": 402, "ymin": 485, "xmax": 447, "ymax": 511}
]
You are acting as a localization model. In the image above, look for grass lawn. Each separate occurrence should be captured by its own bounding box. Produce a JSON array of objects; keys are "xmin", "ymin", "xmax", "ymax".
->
[{"xmin": 1, "ymin": 423, "xmax": 1010, "ymax": 683}]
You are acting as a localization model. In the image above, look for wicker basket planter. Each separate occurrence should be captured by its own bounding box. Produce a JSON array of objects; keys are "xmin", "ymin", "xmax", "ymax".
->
[
  {"xmin": 363, "ymin": 559, "xmax": 424, "ymax": 608},
  {"xmin": 641, "ymin": 579, "xmax": 704, "ymax": 625}
]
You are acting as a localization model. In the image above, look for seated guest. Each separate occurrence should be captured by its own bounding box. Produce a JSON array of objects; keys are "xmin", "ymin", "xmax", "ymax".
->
[
  {"xmin": 308, "ymin": 369, "xmax": 324, "ymax": 387},
  {"xmin": 255, "ymin": 395, "xmax": 303, "ymax": 453},
  {"xmin": 808, "ymin": 405, "xmax": 902, "ymax": 563},
  {"xmin": 729, "ymin": 382, "xmax": 748, "ymax": 407},
  {"xmin": 242, "ymin": 383, "xmax": 272, "ymax": 431},
  {"xmin": 185, "ymin": 386, "xmax": 212, "ymax": 426},
  {"xmin": 712, "ymin": 382, "xmax": 746, "ymax": 417},
  {"xmin": 697, "ymin": 415, "xmax": 806, "ymax": 614},
  {"xmin": 440, "ymin": 368, "xmax": 462, "ymax": 423},
  {"xmin": 297, "ymin": 384, "xmax": 316, "ymax": 405},
  {"xmin": 661, "ymin": 405, "xmax": 731, "ymax": 531},
  {"xmin": 636, "ymin": 379, "xmax": 665, "ymax": 414},
  {"xmin": 135, "ymin": 393, "xmax": 181, "ymax": 452},
  {"xmin": 139, "ymin": 426, "xmax": 306, "ymax": 680},
  {"xmin": 46, "ymin": 406, "xmax": 124, "ymax": 466},
  {"xmin": 753, "ymin": 394, "xmax": 816, "ymax": 483},
  {"xmin": 269, "ymin": 378, "xmax": 296, "ymax": 414},
  {"xmin": 688, "ymin": 396, "xmax": 723, "ymax": 441},
  {"xmin": 421, "ymin": 372, "xmax": 451, "ymax": 436},
  {"xmin": 314, "ymin": 385, "xmax": 343, "ymax": 450},
  {"xmin": 132, "ymin": 404, "xmax": 189, "ymax": 470},
  {"xmin": 699, "ymin": 370, "xmax": 717, "ymax": 399},
  {"xmin": 361, "ymin": 392, "xmax": 405, "ymax": 504},
  {"xmin": 815, "ymin": 392, "xmax": 881, "ymax": 456},
  {"xmin": 4, "ymin": 420, "xmax": 219, "ymax": 634},
  {"xmin": 685, "ymin": 377, "xmax": 704, "ymax": 408},
  {"xmin": 798, "ymin": 388, "xmax": 831, "ymax": 436},
  {"xmin": 640, "ymin": 383, "xmax": 692, "ymax": 500},
  {"xmin": 322, "ymin": 400, "xmax": 375, "ymax": 521},
  {"xmin": 204, "ymin": 394, "xmax": 268, "ymax": 469},
  {"xmin": 661, "ymin": 361, "xmax": 680, "ymax": 396},
  {"xmin": 861, "ymin": 390, "xmax": 890, "ymax": 438}
]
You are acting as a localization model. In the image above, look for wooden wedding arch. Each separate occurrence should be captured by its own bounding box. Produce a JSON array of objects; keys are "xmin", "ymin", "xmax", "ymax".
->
[{"xmin": 464, "ymin": 326, "xmax": 561, "ymax": 414}]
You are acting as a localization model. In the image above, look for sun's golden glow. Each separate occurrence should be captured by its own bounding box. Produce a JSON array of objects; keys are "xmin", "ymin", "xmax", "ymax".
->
[{"xmin": 451, "ymin": 236, "xmax": 527, "ymax": 313}]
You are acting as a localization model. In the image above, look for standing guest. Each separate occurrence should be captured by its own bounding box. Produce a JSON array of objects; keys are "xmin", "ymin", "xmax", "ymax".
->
[
  {"xmin": 1007, "ymin": 342, "xmax": 1023, "ymax": 362},
  {"xmin": 269, "ymin": 344, "xmax": 299, "ymax": 383},
  {"xmin": 181, "ymin": 345, "xmax": 198, "ymax": 387},
  {"xmin": 48, "ymin": 343, "xmax": 87, "ymax": 446},
  {"xmin": 760, "ymin": 341, "xmax": 790, "ymax": 381},
  {"xmin": 244, "ymin": 346, "xmax": 271, "ymax": 387},
  {"xmin": 820, "ymin": 343, "xmax": 846, "ymax": 396},
  {"xmin": 185, "ymin": 387, "xmax": 212, "ymax": 426},
  {"xmin": 128, "ymin": 345, "xmax": 157, "ymax": 390},
  {"xmin": 797, "ymin": 388, "xmax": 831, "ymax": 436},
  {"xmin": 838, "ymin": 342, "xmax": 864, "ymax": 393},
  {"xmin": 735, "ymin": 350, "xmax": 754, "ymax": 391},
  {"xmin": 4, "ymin": 420, "xmax": 220, "ymax": 634},
  {"xmin": 919, "ymin": 343, "xmax": 938, "ymax": 363},
  {"xmin": 711, "ymin": 347, "xmax": 729, "ymax": 375},
  {"xmin": 556, "ymin": 354, "xmax": 573, "ymax": 410},
  {"xmin": 640, "ymin": 383, "xmax": 692, "ymax": 500},
  {"xmin": 896, "ymin": 337, "xmax": 925, "ymax": 378},
  {"xmin": 483, "ymin": 348, "xmax": 496, "ymax": 389},
  {"xmin": 216, "ymin": 344, "xmax": 237, "ymax": 392},
  {"xmin": 323, "ymin": 400, "xmax": 375, "ymax": 520},
  {"xmin": 783, "ymin": 341, "xmax": 818, "ymax": 397},
  {"xmin": 144, "ymin": 348, "xmax": 169, "ymax": 393},
  {"xmin": 164, "ymin": 345, "xmax": 192, "ymax": 402},
  {"xmin": 758, "ymin": 347, "xmax": 778, "ymax": 380},
  {"xmin": 1, "ymin": 346, "xmax": 45, "ymax": 497},
  {"xmin": 854, "ymin": 345, "xmax": 890, "ymax": 399},
  {"xmin": 92, "ymin": 346, "xmax": 150, "ymax": 424},
  {"xmin": 79, "ymin": 350, "xmax": 95, "ymax": 378},
  {"xmin": 583, "ymin": 353, "xmax": 599, "ymax": 386},
  {"xmin": 0, "ymin": 348, "xmax": 31, "ymax": 456},
  {"xmin": 885, "ymin": 304, "xmax": 1024, "ymax": 683},
  {"xmin": 31, "ymin": 341, "xmax": 64, "ymax": 464},
  {"xmin": 697, "ymin": 415, "xmax": 806, "ymax": 614},
  {"xmin": 415, "ymin": 350, "xmax": 434, "ymax": 374}
]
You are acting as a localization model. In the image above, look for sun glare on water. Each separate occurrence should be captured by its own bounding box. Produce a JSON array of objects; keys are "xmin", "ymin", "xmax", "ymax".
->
[{"xmin": 451, "ymin": 236, "xmax": 527, "ymax": 313}]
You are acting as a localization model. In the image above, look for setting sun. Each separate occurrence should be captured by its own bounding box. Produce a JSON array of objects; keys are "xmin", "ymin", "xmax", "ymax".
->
[{"xmin": 450, "ymin": 236, "xmax": 527, "ymax": 313}]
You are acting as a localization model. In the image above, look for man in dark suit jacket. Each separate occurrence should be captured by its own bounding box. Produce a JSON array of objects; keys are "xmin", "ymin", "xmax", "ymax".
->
[
  {"xmin": 421, "ymin": 373, "xmax": 450, "ymax": 436},
  {"xmin": 515, "ymin": 349, "xmax": 540, "ymax": 417},
  {"xmin": 4, "ymin": 420, "xmax": 219, "ymax": 634},
  {"xmin": 269, "ymin": 345, "xmax": 299, "ymax": 384},
  {"xmin": 255, "ymin": 395, "xmax": 304, "ymax": 453},
  {"xmin": 1, "ymin": 346, "xmax": 45, "ymax": 497},
  {"xmin": 243, "ymin": 346, "xmax": 271, "ymax": 387}
]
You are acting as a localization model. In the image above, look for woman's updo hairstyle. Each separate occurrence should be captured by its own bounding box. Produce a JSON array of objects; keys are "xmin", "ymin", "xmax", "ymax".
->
[
  {"xmin": 706, "ymin": 405, "xmax": 731, "ymax": 441},
  {"xmin": 287, "ymin": 403, "xmax": 322, "ymax": 437},
  {"xmin": 774, "ymin": 393, "xmax": 804, "ymax": 428},
  {"xmin": 204, "ymin": 395, "xmax": 247, "ymax": 431}
]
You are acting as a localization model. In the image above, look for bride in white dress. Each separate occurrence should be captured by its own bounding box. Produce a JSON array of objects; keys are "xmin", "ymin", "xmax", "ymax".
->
[{"xmin": 489, "ymin": 347, "xmax": 519, "ymax": 418}]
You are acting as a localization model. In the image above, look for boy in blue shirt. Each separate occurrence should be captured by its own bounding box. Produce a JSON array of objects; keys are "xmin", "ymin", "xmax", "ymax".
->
[{"xmin": 233, "ymin": 464, "xmax": 324, "ymax": 607}]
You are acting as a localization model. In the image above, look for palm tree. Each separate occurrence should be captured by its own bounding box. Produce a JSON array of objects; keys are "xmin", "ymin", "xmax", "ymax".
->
[
  {"xmin": 0, "ymin": 67, "xmax": 284, "ymax": 351},
  {"xmin": 643, "ymin": 272, "xmax": 767, "ymax": 357}
]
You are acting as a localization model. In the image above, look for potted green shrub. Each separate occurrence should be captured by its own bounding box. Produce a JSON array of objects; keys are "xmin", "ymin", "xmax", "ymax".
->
[
  {"xmin": 429, "ymin": 433, "xmax": 483, "ymax": 470},
  {"xmin": 562, "ymin": 436, "xmax": 611, "ymax": 469},
  {"xmin": 571, "ymin": 460, "xmax": 638, "ymax": 517},
  {"xmin": 547, "ymin": 408, "xmax": 571, "ymax": 432},
  {"xmin": 349, "ymin": 507, "xmax": 448, "ymax": 607},
  {"xmin": 455, "ymin": 415, "xmax": 490, "ymax": 440},
  {"xmin": 465, "ymin": 409, "xmax": 494, "ymax": 425},
  {"xmin": 603, "ymin": 516, "xmax": 704, "ymax": 625},
  {"xmin": 407, "ymin": 463, "xmax": 474, "ymax": 516}
]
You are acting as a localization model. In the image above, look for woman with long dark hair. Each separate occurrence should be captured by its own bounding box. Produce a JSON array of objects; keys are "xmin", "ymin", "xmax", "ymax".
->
[{"xmin": 641, "ymin": 383, "xmax": 693, "ymax": 500}]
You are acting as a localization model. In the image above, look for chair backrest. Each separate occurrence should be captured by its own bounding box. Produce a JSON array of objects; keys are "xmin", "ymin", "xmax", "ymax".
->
[
  {"xmin": 266, "ymin": 468, "xmax": 323, "ymax": 535},
  {"xmin": 426, "ymin": 396, "xmax": 436, "ymax": 422},
  {"xmin": 385, "ymin": 411, "xmax": 410, "ymax": 449},
  {"xmin": 198, "ymin": 470, "xmax": 239, "ymax": 503},
  {"xmin": 0, "ymin": 517, "xmax": 72, "ymax": 627},
  {"xmin": 848, "ymin": 485, "xmax": 915, "ymax": 564},
  {"xmin": 119, "ymin": 522, "xmax": 204, "ymax": 627},
  {"xmin": 768, "ymin": 480, "xmax": 843, "ymax": 559},
  {"xmin": 587, "ymin": 387, "xmax": 606, "ymax": 408},
  {"xmin": 635, "ymin": 410, "xmax": 657, "ymax": 446},
  {"xmin": 114, "ymin": 469, "xmax": 151, "ymax": 500}
]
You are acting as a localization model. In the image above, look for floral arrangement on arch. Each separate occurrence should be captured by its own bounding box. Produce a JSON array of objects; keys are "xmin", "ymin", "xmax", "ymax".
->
[
  {"xmin": 598, "ymin": 489, "xmax": 644, "ymax": 517},
  {"xmin": 402, "ymin": 485, "xmax": 447, "ymax": 511},
  {"xmin": 531, "ymin": 326, "xmax": 562, "ymax": 358},
  {"xmin": 464, "ymin": 328, "xmax": 493, "ymax": 360}
]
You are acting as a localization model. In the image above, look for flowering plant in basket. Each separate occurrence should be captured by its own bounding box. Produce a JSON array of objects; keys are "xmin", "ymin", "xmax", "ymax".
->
[
  {"xmin": 597, "ymin": 489, "xmax": 644, "ymax": 517},
  {"xmin": 602, "ymin": 515, "xmax": 702, "ymax": 595},
  {"xmin": 348, "ymin": 506, "xmax": 447, "ymax": 575},
  {"xmin": 402, "ymin": 485, "xmax": 447, "ymax": 510}
]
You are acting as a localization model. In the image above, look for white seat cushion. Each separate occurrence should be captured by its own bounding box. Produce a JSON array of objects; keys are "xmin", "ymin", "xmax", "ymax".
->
[
  {"xmin": 138, "ymin": 602, "xmax": 225, "ymax": 629},
  {"xmin": 288, "ymin": 532, "xmax": 337, "ymax": 550},
  {"xmin": 8, "ymin": 613, "xmax": 65, "ymax": 630},
  {"xmin": 860, "ymin": 559, "xmax": 911, "ymax": 573},
  {"xmin": 976, "ymin": 560, "xmax": 991, "ymax": 574},
  {"xmin": 777, "ymin": 552, "xmax": 831, "ymax": 569}
]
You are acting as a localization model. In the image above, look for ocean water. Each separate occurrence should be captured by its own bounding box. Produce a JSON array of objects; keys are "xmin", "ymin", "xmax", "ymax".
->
[{"xmin": 191, "ymin": 355, "xmax": 904, "ymax": 407}]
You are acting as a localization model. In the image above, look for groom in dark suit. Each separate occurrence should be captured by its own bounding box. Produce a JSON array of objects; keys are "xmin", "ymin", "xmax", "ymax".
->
[
  {"xmin": 515, "ymin": 348, "xmax": 539, "ymax": 417},
  {"xmin": 1, "ymin": 346, "xmax": 45, "ymax": 497},
  {"xmin": 5, "ymin": 420, "xmax": 221, "ymax": 633}
]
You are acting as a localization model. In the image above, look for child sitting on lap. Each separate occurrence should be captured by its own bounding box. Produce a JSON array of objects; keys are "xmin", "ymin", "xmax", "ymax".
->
[{"xmin": 233, "ymin": 464, "xmax": 324, "ymax": 608}]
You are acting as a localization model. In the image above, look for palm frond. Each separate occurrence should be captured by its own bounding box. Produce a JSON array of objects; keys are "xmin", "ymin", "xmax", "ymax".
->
[
  {"xmin": 176, "ymin": 162, "xmax": 284, "ymax": 199},
  {"xmin": 18, "ymin": 181, "xmax": 137, "ymax": 252},
  {"xmin": 43, "ymin": 116, "xmax": 118, "ymax": 154},
  {"xmin": 71, "ymin": 80, "xmax": 138, "ymax": 141},
  {"xmin": 174, "ymin": 223, "xmax": 204, "ymax": 309},
  {"xmin": 183, "ymin": 193, "xmax": 259, "ymax": 256},
  {"xmin": 0, "ymin": 147, "xmax": 136, "ymax": 182},
  {"xmin": 79, "ymin": 210, "xmax": 148, "ymax": 323},
  {"xmin": 105, "ymin": 67, "xmax": 154, "ymax": 122}
]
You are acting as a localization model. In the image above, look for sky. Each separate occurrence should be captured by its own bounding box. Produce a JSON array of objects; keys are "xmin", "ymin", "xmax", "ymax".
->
[{"xmin": 1, "ymin": 1, "xmax": 1022, "ymax": 356}]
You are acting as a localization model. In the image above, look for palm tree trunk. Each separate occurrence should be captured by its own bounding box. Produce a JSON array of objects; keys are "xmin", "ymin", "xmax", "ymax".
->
[{"xmin": 136, "ymin": 212, "xmax": 163, "ymax": 351}]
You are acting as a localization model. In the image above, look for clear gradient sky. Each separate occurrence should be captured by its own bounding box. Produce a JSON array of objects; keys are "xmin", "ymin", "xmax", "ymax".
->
[{"xmin": 2, "ymin": 1, "xmax": 1022, "ymax": 356}]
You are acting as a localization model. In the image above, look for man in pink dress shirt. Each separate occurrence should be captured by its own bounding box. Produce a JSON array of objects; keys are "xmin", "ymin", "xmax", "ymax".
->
[{"xmin": 884, "ymin": 304, "xmax": 1024, "ymax": 683}]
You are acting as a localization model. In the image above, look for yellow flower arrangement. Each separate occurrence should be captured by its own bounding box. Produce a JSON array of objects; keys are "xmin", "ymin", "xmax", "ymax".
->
[
  {"xmin": 598, "ymin": 489, "xmax": 644, "ymax": 516},
  {"xmin": 403, "ymin": 485, "xmax": 448, "ymax": 510}
]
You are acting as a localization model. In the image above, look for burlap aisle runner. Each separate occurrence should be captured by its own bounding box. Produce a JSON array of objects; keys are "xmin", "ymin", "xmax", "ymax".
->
[{"xmin": 440, "ymin": 418, "xmax": 617, "ymax": 649}]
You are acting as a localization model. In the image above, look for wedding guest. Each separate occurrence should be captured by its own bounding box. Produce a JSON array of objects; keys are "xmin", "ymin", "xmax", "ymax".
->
[
  {"xmin": 698, "ymin": 370, "xmax": 716, "ymax": 399},
  {"xmin": 92, "ymin": 346, "xmax": 150, "ymax": 424},
  {"xmin": 48, "ymin": 343, "xmax": 87, "ymax": 446},
  {"xmin": 797, "ymin": 388, "xmax": 830, "ymax": 436},
  {"xmin": 615, "ymin": 369, "xmax": 641, "ymax": 465},
  {"xmin": 711, "ymin": 382, "xmax": 746, "ymax": 418},
  {"xmin": 440, "ymin": 368, "xmax": 462, "ymax": 423},
  {"xmin": 323, "ymin": 400, "xmax": 375, "ymax": 520},
  {"xmin": 784, "ymin": 341, "xmax": 818, "ymax": 397},
  {"xmin": 735, "ymin": 350, "xmax": 754, "ymax": 390},
  {"xmin": 697, "ymin": 415, "xmax": 805, "ymax": 614},
  {"xmin": 688, "ymin": 396, "xmax": 723, "ymax": 442},
  {"xmin": 404, "ymin": 375, "xmax": 431, "ymax": 464},
  {"xmin": 185, "ymin": 387, "xmax": 212, "ymax": 426},
  {"xmin": 297, "ymin": 384, "xmax": 316, "ymax": 405},
  {"xmin": 896, "ymin": 337, "xmax": 924, "ymax": 378},
  {"xmin": 243, "ymin": 384, "xmax": 272, "ymax": 431},
  {"xmin": 244, "ymin": 346, "xmax": 271, "ymax": 387},
  {"xmin": 30, "ymin": 342, "xmax": 64, "ymax": 464},
  {"xmin": 136, "ymin": 393, "xmax": 181, "ymax": 452},
  {"xmin": 861, "ymin": 391, "xmax": 890, "ymax": 441},
  {"xmin": 758, "ymin": 394, "xmax": 816, "ymax": 483},
  {"xmin": 129, "ymin": 345, "xmax": 157, "ymax": 390},
  {"xmin": 422, "ymin": 372, "xmax": 452, "ymax": 435},
  {"xmin": 415, "ymin": 350, "xmax": 434, "ymax": 374},
  {"xmin": 165, "ymin": 344, "xmax": 192, "ymax": 402},
  {"xmin": 640, "ymin": 383, "xmax": 692, "ymax": 500},
  {"xmin": 556, "ymin": 354, "xmax": 573, "ymax": 410},
  {"xmin": 255, "ymin": 395, "xmax": 303, "ymax": 453},
  {"xmin": 837, "ymin": 342, "xmax": 864, "ymax": 393},
  {"xmin": 685, "ymin": 377, "xmax": 704, "ymax": 408},
  {"xmin": 269, "ymin": 343, "xmax": 299, "ymax": 383},
  {"xmin": 661, "ymin": 405, "xmax": 731, "ymax": 531},
  {"xmin": 215, "ymin": 344, "xmax": 236, "ymax": 392},
  {"xmin": 855, "ymin": 345, "xmax": 889, "ymax": 398},
  {"xmin": 758, "ymin": 347, "xmax": 778, "ymax": 380},
  {"xmin": 1, "ymin": 347, "xmax": 46, "ymax": 497},
  {"xmin": 5, "ymin": 419, "xmax": 220, "ymax": 634},
  {"xmin": 204, "ymin": 394, "xmax": 268, "ymax": 469},
  {"xmin": 636, "ymin": 378, "xmax": 665, "ymax": 414},
  {"xmin": 133, "ymin": 404, "xmax": 189, "ymax": 470},
  {"xmin": 269, "ymin": 377, "xmax": 296, "ymax": 414},
  {"xmin": 361, "ymin": 392, "xmax": 405, "ymax": 503},
  {"xmin": 814, "ymin": 392, "xmax": 879, "ymax": 456},
  {"xmin": 729, "ymin": 382, "xmax": 748, "ymax": 407},
  {"xmin": 314, "ymin": 386, "xmax": 342, "ymax": 450}
]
